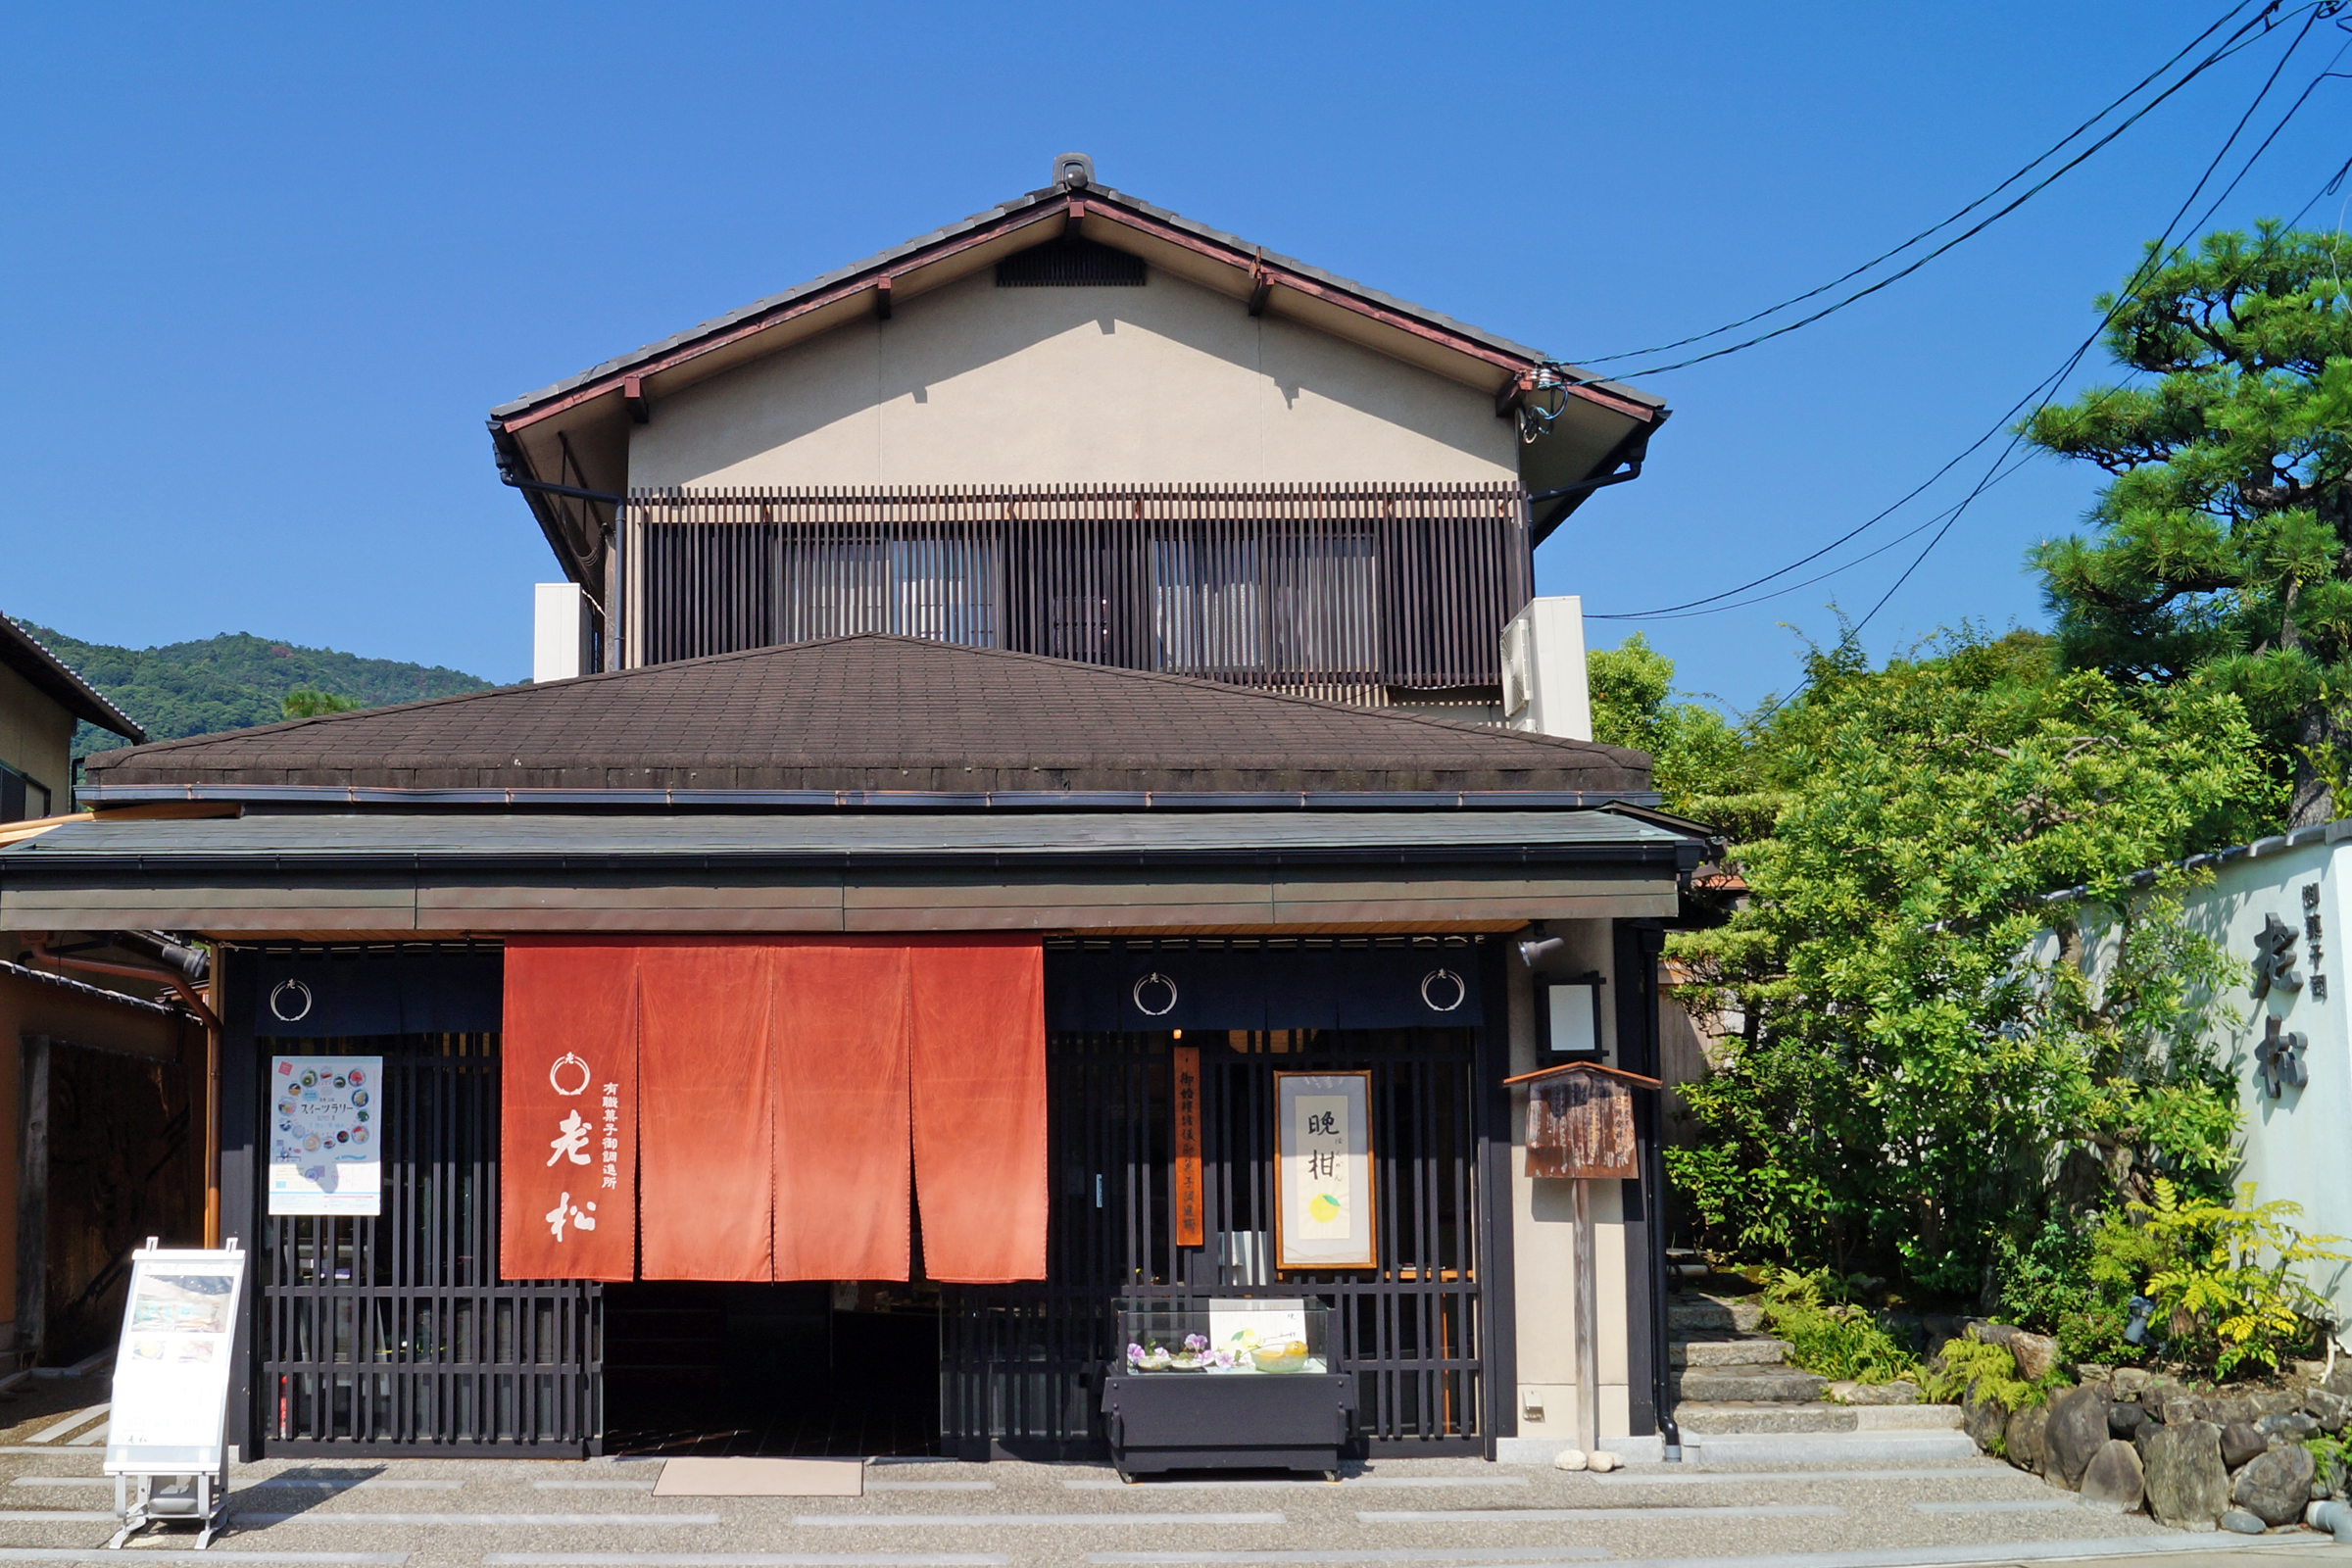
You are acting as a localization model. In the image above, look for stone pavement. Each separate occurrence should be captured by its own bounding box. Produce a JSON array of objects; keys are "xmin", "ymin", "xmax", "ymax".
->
[{"xmin": 1, "ymin": 1381, "xmax": 2347, "ymax": 1568}]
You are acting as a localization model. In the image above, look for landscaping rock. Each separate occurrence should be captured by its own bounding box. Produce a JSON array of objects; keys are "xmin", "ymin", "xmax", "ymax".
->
[
  {"xmin": 1552, "ymin": 1448, "xmax": 1588, "ymax": 1471},
  {"xmin": 2304, "ymin": 1388, "xmax": 2351, "ymax": 1433},
  {"xmin": 2231, "ymin": 1445, "xmax": 2317, "ymax": 1527},
  {"xmin": 2160, "ymin": 1394, "xmax": 2201, "ymax": 1426},
  {"xmin": 2220, "ymin": 1508, "xmax": 2267, "ymax": 1535},
  {"xmin": 2047, "ymin": 1384, "xmax": 2113, "ymax": 1489},
  {"xmin": 2008, "ymin": 1331, "xmax": 2060, "ymax": 1381},
  {"xmin": 2247, "ymin": 1390, "xmax": 2300, "ymax": 1419},
  {"xmin": 2109, "ymin": 1401, "xmax": 2146, "ymax": 1440},
  {"xmin": 1968, "ymin": 1319, "xmax": 2016, "ymax": 1348},
  {"xmin": 1963, "ymin": 1386, "xmax": 2011, "ymax": 1452},
  {"xmin": 2144, "ymin": 1420, "xmax": 2230, "ymax": 1529},
  {"xmin": 2257, "ymin": 1410, "xmax": 2319, "ymax": 1444},
  {"xmin": 2004, "ymin": 1403, "xmax": 2049, "ymax": 1476},
  {"xmin": 2220, "ymin": 1421, "xmax": 2268, "ymax": 1470},
  {"xmin": 2326, "ymin": 1363, "xmax": 2352, "ymax": 1397},
  {"xmin": 2073, "ymin": 1360, "xmax": 2115, "ymax": 1384},
  {"xmin": 2200, "ymin": 1396, "xmax": 2257, "ymax": 1428},
  {"xmin": 2079, "ymin": 1439, "xmax": 2146, "ymax": 1512},
  {"xmin": 2111, "ymin": 1367, "xmax": 2153, "ymax": 1398}
]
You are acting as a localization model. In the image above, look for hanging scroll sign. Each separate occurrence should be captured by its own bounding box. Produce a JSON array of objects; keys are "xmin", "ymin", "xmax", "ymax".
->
[{"xmin": 1172, "ymin": 1045, "xmax": 1203, "ymax": 1249}]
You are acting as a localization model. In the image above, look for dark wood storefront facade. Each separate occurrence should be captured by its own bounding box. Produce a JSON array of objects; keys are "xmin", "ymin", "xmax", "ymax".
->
[{"xmin": 215, "ymin": 937, "xmax": 1529, "ymax": 1460}]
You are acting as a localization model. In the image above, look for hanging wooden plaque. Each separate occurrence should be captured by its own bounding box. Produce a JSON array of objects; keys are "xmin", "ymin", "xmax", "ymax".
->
[
  {"xmin": 1172, "ymin": 1045, "xmax": 1203, "ymax": 1248},
  {"xmin": 1525, "ymin": 1065, "xmax": 1638, "ymax": 1180}
]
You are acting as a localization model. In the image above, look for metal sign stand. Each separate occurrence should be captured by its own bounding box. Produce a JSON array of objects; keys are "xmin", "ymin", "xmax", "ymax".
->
[{"xmin": 103, "ymin": 1238, "xmax": 245, "ymax": 1550}]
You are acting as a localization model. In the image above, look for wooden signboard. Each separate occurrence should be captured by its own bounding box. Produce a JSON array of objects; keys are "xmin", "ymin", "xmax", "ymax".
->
[
  {"xmin": 1172, "ymin": 1045, "xmax": 1203, "ymax": 1248},
  {"xmin": 1513, "ymin": 1061, "xmax": 1654, "ymax": 1180}
]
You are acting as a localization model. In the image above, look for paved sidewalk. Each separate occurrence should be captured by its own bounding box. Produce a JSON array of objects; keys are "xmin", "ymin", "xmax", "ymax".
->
[{"xmin": 0, "ymin": 1382, "xmax": 2343, "ymax": 1568}]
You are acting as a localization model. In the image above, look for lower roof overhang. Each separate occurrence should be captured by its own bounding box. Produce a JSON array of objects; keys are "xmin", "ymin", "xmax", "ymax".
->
[{"xmin": 0, "ymin": 810, "xmax": 1698, "ymax": 936}]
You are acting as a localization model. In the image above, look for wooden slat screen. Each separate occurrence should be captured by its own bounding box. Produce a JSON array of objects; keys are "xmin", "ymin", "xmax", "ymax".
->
[{"xmin": 622, "ymin": 484, "xmax": 1531, "ymax": 706}]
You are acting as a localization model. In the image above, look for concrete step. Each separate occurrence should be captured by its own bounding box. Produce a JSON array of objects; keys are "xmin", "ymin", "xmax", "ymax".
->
[
  {"xmin": 1677, "ymin": 1427, "xmax": 1978, "ymax": 1464},
  {"xmin": 1672, "ymin": 1364, "xmax": 1829, "ymax": 1403},
  {"xmin": 1673, "ymin": 1399, "xmax": 1855, "ymax": 1435},
  {"xmin": 1666, "ymin": 1294, "xmax": 1765, "ymax": 1334},
  {"xmin": 1669, "ymin": 1335, "xmax": 1792, "ymax": 1368}
]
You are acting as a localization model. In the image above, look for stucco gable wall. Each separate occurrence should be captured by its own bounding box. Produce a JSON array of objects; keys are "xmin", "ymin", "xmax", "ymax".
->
[{"xmin": 626, "ymin": 266, "xmax": 1520, "ymax": 490}]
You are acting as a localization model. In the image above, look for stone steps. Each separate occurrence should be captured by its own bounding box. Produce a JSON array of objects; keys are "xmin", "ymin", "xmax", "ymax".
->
[
  {"xmin": 1671, "ymin": 1364, "xmax": 1830, "ymax": 1403},
  {"xmin": 1666, "ymin": 1295, "xmax": 1765, "ymax": 1334},
  {"xmin": 1674, "ymin": 1400, "xmax": 1966, "ymax": 1435},
  {"xmin": 1669, "ymin": 1334, "xmax": 1794, "ymax": 1368}
]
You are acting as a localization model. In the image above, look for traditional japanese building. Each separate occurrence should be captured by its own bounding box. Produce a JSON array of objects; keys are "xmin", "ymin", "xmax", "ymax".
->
[{"xmin": 0, "ymin": 157, "xmax": 1697, "ymax": 1464}]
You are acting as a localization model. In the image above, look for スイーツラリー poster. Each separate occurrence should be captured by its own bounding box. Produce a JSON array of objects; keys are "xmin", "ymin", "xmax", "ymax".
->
[{"xmin": 268, "ymin": 1055, "xmax": 382, "ymax": 1215}]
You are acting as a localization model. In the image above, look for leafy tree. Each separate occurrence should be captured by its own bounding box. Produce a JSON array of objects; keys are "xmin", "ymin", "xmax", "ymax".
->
[
  {"xmin": 282, "ymin": 690, "xmax": 363, "ymax": 717},
  {"xmin": 1666, "ymin": 632, "xmax": 2274, "ymax": 1298},
  {"xmin": 2027, "ymin": 222, "xmax": 2352, "ymax": 825},
  {"xmin": 1587, "ymin": 633, "xmax": 1767, "ymax": 835}
]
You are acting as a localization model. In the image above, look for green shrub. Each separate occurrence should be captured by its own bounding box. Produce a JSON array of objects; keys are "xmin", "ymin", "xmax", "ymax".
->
[
  {"xmin": 2129, "ymin": 1179, "xmax": 2349, "ymax": 1380},
  {"xmin": 1758, "ymin": 1268, "xmax": 1921, "ymax": 1385},
  {"xmin": 2308, "ymin": 1434, "xmax": 2352, "ymax": 1497},
  {"xmin": 1920, "ymin": 1334, "xmax": 2070, "ymax": 1412},
  {"xmin": 1991, "ymin": 1214, "xmax": 2144, "ymax": 1367}
]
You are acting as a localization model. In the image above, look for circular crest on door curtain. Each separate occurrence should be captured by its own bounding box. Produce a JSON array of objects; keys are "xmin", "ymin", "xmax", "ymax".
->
[
  {"xmin": 1419, "ymin": 967, "xmax": 1467, "ymax": 1013},
  {"xmin": 1131, "ymin": 972, "xmax": 1179, "ymax": 1017}
]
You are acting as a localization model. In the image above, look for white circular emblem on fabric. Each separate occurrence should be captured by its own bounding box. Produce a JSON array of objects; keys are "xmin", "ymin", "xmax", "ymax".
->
[
  {"xmin": 1132, "ymin": 972, "xmax": 1180, "ymax": 1018},
  {"xmin": 549, "ymin": 1052, "xmax": 592, "ymax": 1097},
  {"xmin": 268, "ymin": 979, "xmax": 315, "ymax": 1022},
  {"xmin": 1419, "ymin": 968, "xmax": 1467, "ymax": 1013}
]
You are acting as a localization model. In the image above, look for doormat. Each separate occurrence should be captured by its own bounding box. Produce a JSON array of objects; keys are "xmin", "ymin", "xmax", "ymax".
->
[{"xmin": 654, "ymin": 1457, "xmax": 864, "ymax": 1496}]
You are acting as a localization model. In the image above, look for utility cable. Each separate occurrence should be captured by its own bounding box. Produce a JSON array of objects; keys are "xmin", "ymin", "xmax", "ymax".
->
[
  {"xmin": 1572, "ymin": 0, "xmax": 2267, "ymax": 367},
  {"xmin": 1593, "ymin": 8, "xmax": 2334, "ymax": 628},
  {"xmin": 1847, "ymin": 3, "xmax": 2338, "ymax": 644},
  {"xmin": 1538, "ymin": 0, "xmax": 2328, "ymax": 400}
]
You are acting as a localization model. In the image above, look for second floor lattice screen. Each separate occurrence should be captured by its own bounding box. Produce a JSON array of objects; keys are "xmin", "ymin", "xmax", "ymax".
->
[{"xmin": 621, "ymin": 484, "xmax": 1531, "ymax": 703}]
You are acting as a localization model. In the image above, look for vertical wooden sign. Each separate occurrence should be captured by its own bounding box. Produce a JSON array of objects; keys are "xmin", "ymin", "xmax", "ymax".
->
[{"xmin": 1172, "ymin": 1045, "xmax": 1203, "ymax": 1248}]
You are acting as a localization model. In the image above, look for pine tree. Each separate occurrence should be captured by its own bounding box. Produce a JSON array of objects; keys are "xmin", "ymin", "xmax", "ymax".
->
[{"xmin": 2028, "ymin": 221, "xmax": 2352, "ymax": 825}]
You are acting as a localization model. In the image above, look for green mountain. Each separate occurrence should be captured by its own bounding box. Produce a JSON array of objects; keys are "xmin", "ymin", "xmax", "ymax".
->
[{"xmin": 17, "ymin": 622, "xmax": 498, "ymax": 760}]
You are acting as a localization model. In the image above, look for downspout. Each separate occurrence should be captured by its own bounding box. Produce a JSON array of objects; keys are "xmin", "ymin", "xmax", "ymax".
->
[{"xmin": 27, "ymin": 936, "xmax": 224, "ymax": 1247}]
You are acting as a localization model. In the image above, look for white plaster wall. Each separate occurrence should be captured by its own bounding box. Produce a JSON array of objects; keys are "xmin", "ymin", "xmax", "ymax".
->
[
  {"xmin": 1507, "ymin": 921, "xmax": 1634, "ymax": 1443},
  {"xmin": 627, "ymin": 268, "xmax": 1520, "ymax": 489},
  {"xmin": 2063, "ymin": 836, "xmax": 2352, "ymax": 1328}
]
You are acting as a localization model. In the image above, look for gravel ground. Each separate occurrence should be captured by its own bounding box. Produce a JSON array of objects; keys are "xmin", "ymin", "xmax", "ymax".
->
[{"xmin": 0, "ymin": 1386, "xmax": 2345, "ymax": 1568}]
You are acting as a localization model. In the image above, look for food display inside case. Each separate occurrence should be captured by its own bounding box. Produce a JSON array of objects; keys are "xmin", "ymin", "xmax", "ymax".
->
[
  {"xmin": 1118, "ymin": 1297, "xmax": 1329, "ymax": 1375},
  {"xmin": 1102, "ymin": 1298, "xmax": 1354, "ymax": 1480}
]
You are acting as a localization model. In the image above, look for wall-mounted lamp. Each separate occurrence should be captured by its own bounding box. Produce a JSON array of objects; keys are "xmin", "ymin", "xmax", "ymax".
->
[{"xmin": 1519, "ymin": 927, "xmax": 1565, "ymax": 966}]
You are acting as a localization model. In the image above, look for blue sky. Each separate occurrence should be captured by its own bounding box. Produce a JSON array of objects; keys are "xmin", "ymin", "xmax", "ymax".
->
[{"xmin": 5, "ymin": 3, "xmax": 2346, "ymax": 708}]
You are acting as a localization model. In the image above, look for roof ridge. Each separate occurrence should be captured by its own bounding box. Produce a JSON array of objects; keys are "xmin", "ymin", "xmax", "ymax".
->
[{"xmin": 86, "ymin": 633, "xmax": 1645, "ymax": 772}]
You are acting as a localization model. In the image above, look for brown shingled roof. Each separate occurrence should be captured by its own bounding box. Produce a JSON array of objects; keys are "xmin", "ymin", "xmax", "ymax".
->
[{"xmin": 81, "ymin": 634, "xmax": 1649, "ymax": 796}]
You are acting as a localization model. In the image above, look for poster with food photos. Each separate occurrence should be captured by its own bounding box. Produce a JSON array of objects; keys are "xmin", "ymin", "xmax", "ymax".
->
[{"xmin": 269, "ymin": 1055, "xmax": 382, "ymax": 1215}]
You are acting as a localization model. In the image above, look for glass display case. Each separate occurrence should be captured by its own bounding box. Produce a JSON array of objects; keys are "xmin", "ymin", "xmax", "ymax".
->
[
  {"xmin": 1102, "ymin": 1297, "xmax": 1353, "ymax": 1479},
  {"xmin": 1117, "ymin": 1297, "xmax": 1330, "ymax": 1375}
]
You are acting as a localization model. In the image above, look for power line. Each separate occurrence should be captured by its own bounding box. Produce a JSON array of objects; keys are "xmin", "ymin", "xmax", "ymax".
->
[
  {"xmin": 1571, "ymin": 0, "xmax": 2267, "ymax": 368},
  {"xmin": 1592, "ymin": 8, "xmax": 2337, "ymax": 629},
  {"xmin": 1534, "ymin": 0, "xmax": 2328, "ymax": 400},
  {"xmin": 1846, "ymin": 4, "xmax": 2340, "ymax": 645}
]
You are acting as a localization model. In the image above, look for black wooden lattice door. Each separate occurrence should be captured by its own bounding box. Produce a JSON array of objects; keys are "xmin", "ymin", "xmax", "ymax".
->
[
  {"xmin": 944, "ymin": 1021, "xmax": 1496, "ymax": 1458},
  {"xmin": 257, "ymin": 1033, "xmax": 600, "ymax": 1456}
]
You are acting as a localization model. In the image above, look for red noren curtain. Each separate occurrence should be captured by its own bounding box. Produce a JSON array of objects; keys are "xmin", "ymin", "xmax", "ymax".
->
[
  {"xmin": 637, "ymin": 942, "xmax": 775, "ymax": 1281},
  {"xmin": 909, "ymin": 940, "xmax": 1048, "ymax": 1283},
  {"xmin": 771, "ymin": 943, "xmax": 913, "ymax": 1280},
  {"xmin": 501, "ymin": 940, "xmax": 639, "ymax": 1282}
]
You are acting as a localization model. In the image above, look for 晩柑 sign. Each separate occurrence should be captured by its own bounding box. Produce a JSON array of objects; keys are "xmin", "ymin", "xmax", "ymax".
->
[{"xmin": 1274, "ymin": 1070, "xmax": 1376, "ymax": 1269}]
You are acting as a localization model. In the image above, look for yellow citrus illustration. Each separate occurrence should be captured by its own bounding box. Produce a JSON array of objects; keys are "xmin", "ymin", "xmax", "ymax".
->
[{"xmin": 1309, "ymin": 1193, "xmax": 1342, "ymax": 1222}]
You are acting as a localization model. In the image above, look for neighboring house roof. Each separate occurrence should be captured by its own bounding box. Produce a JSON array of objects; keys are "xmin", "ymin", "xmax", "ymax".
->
[
  {"xmin": 80, "ymin": 633, "xmax": 1653, "ymax": 800},
  {"xmin": 489, "ymin": 159, "xmax": 1669, "ymax": 587},
  {"xmin": 0, "ymin": 614, "xmax": 145, "ymax": 742}
]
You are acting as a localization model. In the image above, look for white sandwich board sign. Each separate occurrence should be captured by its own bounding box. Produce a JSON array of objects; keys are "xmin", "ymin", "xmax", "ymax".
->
[{"xmin": 103, "ymin": 1239, "xmax": 245, "ymax": 1547}]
